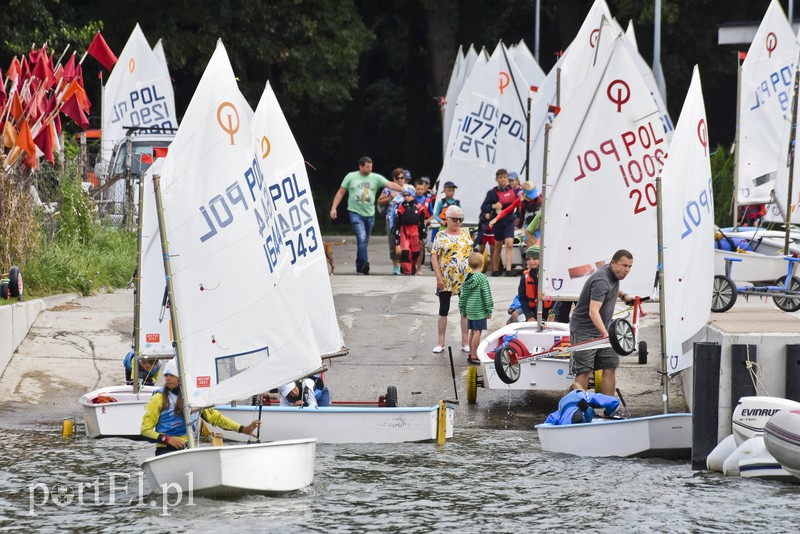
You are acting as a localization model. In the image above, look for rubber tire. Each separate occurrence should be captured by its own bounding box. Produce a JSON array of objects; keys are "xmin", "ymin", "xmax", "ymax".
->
[
  {"xmin": 466, "ymin": 366, "xmax": 478, "ymax": 405},
  {"xmin": 0, "ymin": 281, "xmax": 8, "ymax": 300},
  {"xmin": 494, "ymin": 345, "xmax": 521, "ymax": 384},
  {"xmin": 711, "ymin": 275, "xmax": 737, "ymax": 313},
  {"xmin": 638, "ymin": 341, "xmax": 648, "ymax": 365},
  {"xmin": 608, "ymin": 318, "xmax": 635, "ymax": 355},
  {"xmin": 594, "ymin": 370, "xmax": 603, "ymax": 393},
  {"xmin": 8, "ymin": 266, "xmax": 22, "ymax": 299},
  {"xmin": 773, "ymin": 275, "xmax": 800, "ymax": 312},
  {"xmin": 385, "ymin": 386, "xmax": 398, "ymax": 408}
]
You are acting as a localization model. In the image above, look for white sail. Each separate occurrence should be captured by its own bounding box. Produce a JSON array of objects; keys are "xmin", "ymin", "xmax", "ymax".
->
[
  {"xmin": 737, "ymin": 0, "xmax": 798, "ymax": 205},
  {"xmin": 661, "ymin": 67, "xmax": 714, "ymax": 374},
  {"xmin": 102, "ymin": 25, "xmax": 179, "ymax": 162},
  {"xmin": 251, "ymin": 82, "xmax": 344, "ymax": 355},
  {"xmin": 626, "ymin": 20, "xmax": 639, "ymax": 53},
  {"xmin": 436, "ymin": 42, "xmax": 531, "ymax": 224},
  {"xmin": 511, "ymin": 39, "xmax": 546, "ymax": 92},
  {"xmin": 442, "ymin": 46, "xmax": 466, "ymax": 155},
  {"xmin": 159, "ymin": 41, "xmax": 322, "ymax": 408},
  {"xmin": 526, "ymin": 1, "xmax": 617, "ymax": 188},
  {"xmin": 542, "ymin": 35, "xmax": 664, "ymax": 300},
  {"xmin": 152, "ymin": 39, "xmax": 170, "ymax": 77},
  {"xmin": 138, "ymin": 158, "xmax": 174, "ymax": 357}
]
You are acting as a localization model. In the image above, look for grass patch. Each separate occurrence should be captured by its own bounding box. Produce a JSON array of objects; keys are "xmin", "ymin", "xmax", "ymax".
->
[{"xmin": 17, "ymin": 224, "xmax": 136, "ymax": 300}]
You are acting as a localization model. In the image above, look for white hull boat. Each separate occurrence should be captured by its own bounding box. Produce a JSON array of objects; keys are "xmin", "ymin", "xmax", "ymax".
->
[
  {"xmin": 141, "ymin": 439, "xmax": 316, "ymax": 495},
  {"xmin": 535, "ymin": 413, "xmax": 692, "ymax": 458},
  {"xmin": 707, "ymin": 397, "xmax": 800, "ymax": 481},
  {"xmin": 714, "ymin": 249, "xmax": 792, "ymax": 284},
  {"xmin": 722, "ymin": 436, "xmax": 795, "ymax": 481},
  {"xmin": 79, "ymin": 385, "xmax": 158, "ymax": 438},
  {"xmin": 476, "ymin": 321, "xmax": 572, "ymax": 392},
  {"xmin": 764, "ymin": 408, "xmax": 800, "ymax": 480},
  {"xmin": 213, "ymin": 402, "xmax": 455, "ymax": 444}
]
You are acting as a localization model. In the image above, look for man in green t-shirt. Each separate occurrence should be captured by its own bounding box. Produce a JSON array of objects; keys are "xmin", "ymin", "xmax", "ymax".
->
[{"xmin": 330, "ymin": 156, "xmax": 402, "ymax": 274}]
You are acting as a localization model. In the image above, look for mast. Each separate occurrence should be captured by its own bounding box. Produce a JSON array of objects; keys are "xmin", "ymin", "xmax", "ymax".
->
[
  {"xmin": 535, "ymin": 67, "xmax": 560, "ymax": 330},
  {"xmin": 784, "ymin": 62, "xmax": 800, "ymax": 254},
  {"xmin": 732, "ymin": 59, "xmax": 742, "ymax": 229},
  {"xmin": 131, "ymin": 171, "xmax": 146, "ymax": 393},
  {"xmin": 152, "ymin": 174, "xmax": 196, "ymax": 449},
  {"xmin": 656, "ymin": 176, "xmax": 668, "ymax": 414}
]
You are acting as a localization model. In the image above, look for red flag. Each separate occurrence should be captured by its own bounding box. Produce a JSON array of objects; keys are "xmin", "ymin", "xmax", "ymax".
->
[
  {"xmin": 19, "ymin": 56, "xmax": 30, "ymax": 83},
  {"xmin": 15, "ymin": 118, "xmax": 36, "ymax": 156},
  {"xmin": 63, "ymin": 54, "xmax": 77, "ymax": 82},
  {"xmin": 738, "ymin": 51, "xmax": 747, "ymax": 61},
  {"xmin": 141, "ymin": 153, "xmax": 154, "ymax": 164},
  {"xmin": 61, "ymin": 93, "xmax": 90, "ymax": 130},
  {"xmin": 33, "ymin": 121, "xmax": 55, "ymax": 164},
  {"xmin": 33, "ymin": 54, "xmax": 55, "ymax": 90},
  {"xmin": 548, "ymin": 105, "xmax": 561, "ymax": 115},
  {"xmin": 28, "ymin": 45, "xmax": 46, "ymax": 65},
  {"xmin": 10, "ymin": 92, "xmax": 23, "ymax": 122},
  {"xmin": 153, "ymin": 147, "xmax": 169, "ymax": 158},
  {"xmin": 87, "ymin": 32, "xmax": 118, "ymax": 71},
  {"xmin": 7, "ymin": 57, "xmax": 21, "ymax": 82}
]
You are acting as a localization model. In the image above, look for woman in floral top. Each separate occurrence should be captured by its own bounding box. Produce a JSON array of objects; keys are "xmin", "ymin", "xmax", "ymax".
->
[{"xmin": 431, "ymin": 206, "xmax": 473, "ymax": 354}]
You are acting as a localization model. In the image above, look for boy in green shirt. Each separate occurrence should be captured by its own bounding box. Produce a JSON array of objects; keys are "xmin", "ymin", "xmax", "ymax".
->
[{"xmin": 459, "ymin": 252, "xmax": 494, "ymax": 364}]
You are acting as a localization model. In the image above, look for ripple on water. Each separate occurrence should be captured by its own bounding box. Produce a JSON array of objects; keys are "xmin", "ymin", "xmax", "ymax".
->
[{"xmin": 2, "ymin": 426, "xmax": 800, "ymax": 532}]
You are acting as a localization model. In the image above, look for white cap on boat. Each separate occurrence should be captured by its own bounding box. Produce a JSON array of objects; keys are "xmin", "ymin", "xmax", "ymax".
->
[
  {"xmin": 278, "ymin": 383, "xmax": 295, "ymax": 397},
  {"xmin": 163, "ymin": 358, "xmax": 178, "ymax": 377}
]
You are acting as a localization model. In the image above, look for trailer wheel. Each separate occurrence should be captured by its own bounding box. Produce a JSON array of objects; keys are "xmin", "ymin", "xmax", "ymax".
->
[
  {"xmin": 608, "ymin": 318, "xmax": 635, "ymax": 355},
  {"xmin": 8, "ymin": 266, "xmax": 22, "ymax": 299},
  {"xmin": 494, "ymin": 345, "xmax": 521, "ymax": 384},
  {"xmin": 466, "ymin": 366, "xmax": 478, "ymax": 405},
  {"xmin": 0, "ymin": 282, "xmax": 8, "ymax": 300},
  {"xmin": 773, "ymin": 275, "xmax": 800, "ymax": 312},
  {"xmin": 638, "ymin": 341, "xmax": 648, "ymax": 365},
  {"xmin": 711, "ymin": 275, "xmax": 737, "ymax": 313}
]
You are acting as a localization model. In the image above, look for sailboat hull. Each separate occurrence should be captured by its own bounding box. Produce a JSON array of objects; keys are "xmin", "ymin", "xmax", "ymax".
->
[
  {"xmin": 714, "ymin": 250, "xmax": 792, "ymax": 283},
  {"xmin": 212, "ymin": 403, "xmax": 455, "ymax": 444},
  {"xmin": 764, "ymin": 409, "xmax": 800, "ymax": 480},
  {"xmin": 141, "ymin": 439, "xmax": 316, "ymax": 496},
  {"xmin": 79, "ymin": 385, "xmax": 159, "ymax": 439},
  {"xmin": 535, "ymin": 413, "xmax": 692, "ymax": 458}
]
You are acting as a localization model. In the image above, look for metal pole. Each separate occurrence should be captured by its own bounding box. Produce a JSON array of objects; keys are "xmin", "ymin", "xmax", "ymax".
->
[
  {"xmin": 152, "ymin": 174, "xmax": 196, "ymax": 449},
  {"xmin": 653, "ymin": 0, "xmax": 663, "ymax": 97},
  {"xmin": 732, "ymin": 62, "xmax": 742, "ymax": 228},
  {"xmin": 525, "ymin": 91, "xmax": 532, "ymax": 184},
  {"xmin": 536, "ymin": 122, "xmax": 550, "ymax": 331},
  {"xmin": 791, "ymin": 0, "xmax": 795, "ymax": 26},
  {"xmin": 534, "ymin": 0, "xmax": 541, "ymax": 63},
  {"xmin": 131, "ymin": 171, "xmax": 146, "ymax": 393},
  {"xmin": 656, "ymin": 176, "xmax": 668, "ymax": 414},
  {"xmin": 784, "ymin": 64, "xmax": 800, "ymax": 253}
]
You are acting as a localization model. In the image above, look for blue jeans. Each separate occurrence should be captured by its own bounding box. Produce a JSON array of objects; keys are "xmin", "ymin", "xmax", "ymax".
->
[{"xmin": 348, "ymin": 211, "xmax": 375, "ymax": 269}]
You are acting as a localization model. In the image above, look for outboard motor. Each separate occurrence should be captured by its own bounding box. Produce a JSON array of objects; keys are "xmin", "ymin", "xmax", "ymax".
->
[{"xmin": 731, "ymin": 396, "xmax": 800, "ymax": 446}]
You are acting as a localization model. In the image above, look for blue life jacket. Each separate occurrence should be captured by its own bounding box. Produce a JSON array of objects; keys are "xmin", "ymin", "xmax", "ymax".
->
[
  {"xmin": 544, "ymin": 390, "xmax": 620, "ymax": 425},
  {"xmin": 154, "ymin": 388, "xmax": 199, "ymax": 436}
]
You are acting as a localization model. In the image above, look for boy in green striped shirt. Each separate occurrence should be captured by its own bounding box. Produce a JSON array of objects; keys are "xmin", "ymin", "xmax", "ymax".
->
[{"xmin": 459, "ymin": 252, "xmax": 494, "ymax": 364}]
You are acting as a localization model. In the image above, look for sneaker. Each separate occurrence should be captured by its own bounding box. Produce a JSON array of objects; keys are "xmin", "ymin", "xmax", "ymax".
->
[
  {"xmin": 503, "ymin": 270, "xmax": 516, "ymax": 277},
  {"xmin": 356, "ymin": 264, "xmax": 364, "ymax": 274},
  {"xmin": 467, "ymin": 356, "xmax": 480, "ymax": 365},
  {"xmin": 491, "ymin": 271, "xmax": 502, "ymax": 277},
  {"xmin": 461, "ymin": 345, "xmax": 470, "ymax": 353},
  {"xmin": 392, "ymin": 266, "xmax": 400, "ymax": 275},
  {"xmin": 432, "ymin": 345, "xmax": 444, "ymax": 354},
  {"xmin": 362, "ymin": 262, "xmax": 370, "ymax": 275}
]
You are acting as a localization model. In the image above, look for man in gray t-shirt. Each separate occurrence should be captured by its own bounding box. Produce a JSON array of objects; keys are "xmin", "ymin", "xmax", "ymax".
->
[{"xmin": 569, "ymin": 249, "xmax": 635, "ymax": 396}]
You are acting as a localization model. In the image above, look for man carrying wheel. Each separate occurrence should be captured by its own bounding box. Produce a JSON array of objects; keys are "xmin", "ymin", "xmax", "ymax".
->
[{"xmin": 569, "ymin": 249, "xmax": 635, "ymax": 396}]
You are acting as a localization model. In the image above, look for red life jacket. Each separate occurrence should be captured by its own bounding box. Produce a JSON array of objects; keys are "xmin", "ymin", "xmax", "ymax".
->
[
  {"xmin": 495, "ymin": 186, "xmax": 517, "ymax": 210},
  {"xmin": 523, "ymin": 269, "xmax": 552, "ymax": 311}
]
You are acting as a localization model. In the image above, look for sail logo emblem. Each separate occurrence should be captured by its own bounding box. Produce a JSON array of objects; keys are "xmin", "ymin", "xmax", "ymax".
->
[
  {"xmin": 128, "ymin": 58, "xmax": 136, "ymax": 73},
  {"xmin": 741, "ymin": 187, "xmax": 751, "ymax": 198},
  {"xmin": 217, "ymin": 102, "xmax": 240, "ymax": 145},
  {"xmin": 697, "ymin": 119, "xmax": 708, "ymax": 156},
  {"xmin": 145, "ymin": 333, "xmax": 160, "ymax": 343},
  {"xmin": 607, "ymin": 80, "xmax": 630, "ymax": 112},
  {"xmin": 552, "ymin": 278, "xmax": 563, "ymax": 290},
  {"xmin": 590, "ymin": 28, "xmax": 599, "ymax": 48},
  {"xmin": 499, "ymin": 71, "xmax": 510, "ymax": 94},
  {"xmin": 766, "ymin": 32, "xmax": 777, "ymax": 58},
  {"xmin": 196, "ymin": 376, "xmax": 211, "ymax": 388},
  {"xmin": 669, "ymin": 354, "xmax": 679, "ymax": 370}
]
